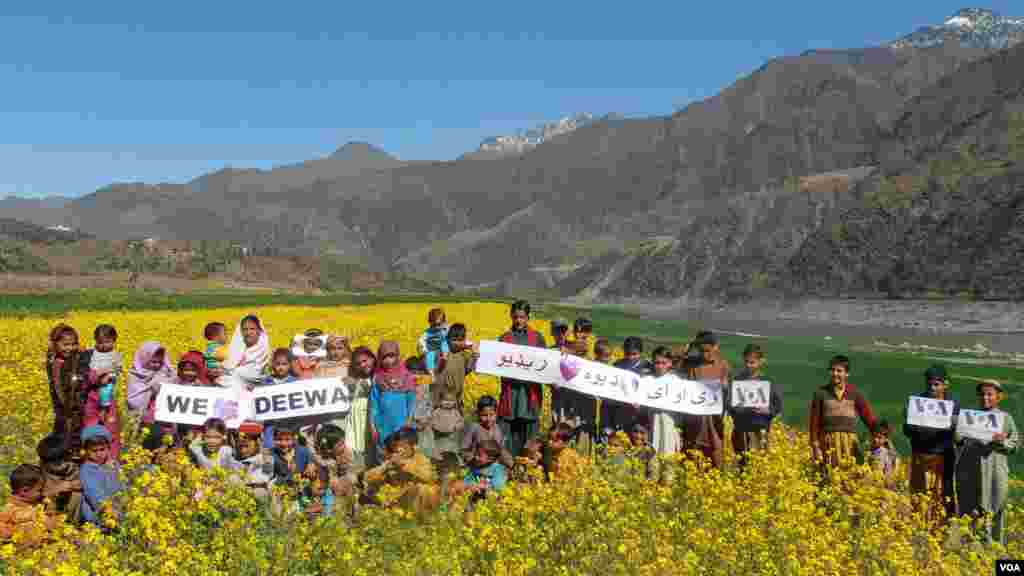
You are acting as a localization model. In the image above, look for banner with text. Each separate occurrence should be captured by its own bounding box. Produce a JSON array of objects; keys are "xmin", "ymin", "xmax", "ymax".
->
[
  {"xmin": 155, "ymin": 383, "xmax": 242, "ymax": 427},
  {"xmin": 251, "ymin": 378, "xmax": 351, "ymax": 422},
  {"xmin": 477, "ymin": 340, "xmax": 562, "ymax": 384},
  {"xmin": 559, "ymin": 354, "xmax": 724, "ymax": 416},
  {"xmin": 957, "ymin": 409, "xmax": 1004, "ymax": 442},
  {"xmin": 730, "ymin": 380, "xmax": 771, "ymax": 410},
  {"xmin": 905, "ymin": 396, "xmax": 955, "ymax": 430}
]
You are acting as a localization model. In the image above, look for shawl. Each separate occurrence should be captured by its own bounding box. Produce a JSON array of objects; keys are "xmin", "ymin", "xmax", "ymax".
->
[
  {"xmin": 177, "ymin": 350, "xmax": 210, "ymax": 386},
  {"xmin": 126, "ymin": 341, "xmax": 175, "ymax": 418},
  {"xmin": 223, "ymin": 315, "xmax": 270, "ymax": 373},
  {"xmin": 374, "ymin": 341, "xmax": 417, "ymax": 392}
]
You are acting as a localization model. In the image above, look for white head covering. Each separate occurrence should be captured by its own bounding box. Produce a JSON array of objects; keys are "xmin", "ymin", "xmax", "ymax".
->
[
  {"xmin": 223, "ymin": 314, "xmax": 270, "ymax": 373},
  {"xmin": 291, "ymin": 334, "xmax": 328, "ymax": 359}
]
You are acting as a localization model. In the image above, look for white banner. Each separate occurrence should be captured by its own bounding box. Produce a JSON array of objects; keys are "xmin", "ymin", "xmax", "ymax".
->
[
  {"xmin": 906, "ymin": 396, "xmax": 955, "ymax": 430},
  {"xmin": 477, "ymin": 340, "xmax": 562, "ymax": 384},
  {"xmin": 154, "ymin": 383, "xmax": 242, "ymax": 427},
  {"xmin": 251, "ymin": 377, "xmax": 351, "ymax": 422},
  {"xmin": 957, "ymin": 409, "xmax": 1004, "ymax": 442},
  {"xmin": 558, "ymin": 354, "xmax": 724, "ymax": 415},
  {"xmin": 731, "ymin": 380, "xmax": 771, "ymax": 410}
]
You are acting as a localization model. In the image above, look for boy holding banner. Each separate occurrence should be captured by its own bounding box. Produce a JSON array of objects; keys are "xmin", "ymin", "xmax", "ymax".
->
[
  {"xmin": 955, "ymin": 380, "xmax": 1018, "ymax": 546},
  {"xmin": 497, "ymin": 300, "xmax": 547, "ymax": 457},
  {"xmin": 683, "ymin": 332, "xmax": 730, "ymax": 469},
  {"xmin": 902, "ymin": 364, "xmax": 959, "ymax": 521}
]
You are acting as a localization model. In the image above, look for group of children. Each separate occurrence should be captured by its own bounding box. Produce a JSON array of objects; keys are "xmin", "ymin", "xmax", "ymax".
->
[{"xmin": 0, "ymin": 300, "xmax": 1018, "ymax": 548}]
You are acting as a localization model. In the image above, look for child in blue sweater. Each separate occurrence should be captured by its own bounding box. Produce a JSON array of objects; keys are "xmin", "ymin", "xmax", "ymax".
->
[{"xmin": 79, "ymin": 425, "xmax": 122, "ymax": 529}]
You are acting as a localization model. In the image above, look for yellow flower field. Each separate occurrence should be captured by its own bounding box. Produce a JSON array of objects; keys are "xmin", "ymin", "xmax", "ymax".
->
[{"xmin": 0, "ymin": 303, "xmax": 1021, "ymax": 574}]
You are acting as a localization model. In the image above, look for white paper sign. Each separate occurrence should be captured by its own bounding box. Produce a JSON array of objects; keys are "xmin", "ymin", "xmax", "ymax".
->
[
  {"xmin": 641, "ymin": 375, "xmax": 724, "ymax": 416},
  {"xmin": 906, "ymin": 396, "xmax": 955, "ymax": 430},
  {"xmin": 155, "ymin": 383, "xmax": 240, "ymax": 427},
  {"xmin": 957, "ymin": 409, "xmax": 1005, "ymax": 442},
  {"xmin": 477, "ymin": 340, "xmax": 562, "ymax": 384},
  {"xmin": 731, "ymin": 380, "xmax": 771, "ymax": 410},
  {"xmin": 251, "ymin": 378, "xmax": 351, "ymax": 422},
  {"xmin": 559, "ymin": 355, "xmax": 641, "ymax": 405}
]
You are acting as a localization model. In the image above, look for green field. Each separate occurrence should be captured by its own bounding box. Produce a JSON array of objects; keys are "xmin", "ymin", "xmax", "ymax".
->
[{"xmin": 5, "ymin": 289, "xmax": 1023, "ymax": 471}]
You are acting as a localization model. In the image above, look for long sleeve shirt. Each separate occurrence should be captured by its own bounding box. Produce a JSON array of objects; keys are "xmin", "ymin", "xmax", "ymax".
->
[
  {"xmin": 809, "ymin": 382, "xmax": 878, "ymax": 449},
  {"xmin": 79, "ymin": 462, "xmax": 122, "ymax": 526},
  {"xmin": 727, "ymin": 368, "xmax": 783, "ymax": 433}
]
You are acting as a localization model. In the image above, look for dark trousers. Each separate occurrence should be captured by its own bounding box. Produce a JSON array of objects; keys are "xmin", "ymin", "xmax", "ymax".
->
[{"xmin": 500, "ymin": 418, "xmax": 539, "ymax": 458}]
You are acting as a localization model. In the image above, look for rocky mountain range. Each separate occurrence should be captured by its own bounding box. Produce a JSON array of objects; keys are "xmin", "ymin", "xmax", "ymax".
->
[
  {"xmin": 891, "ymin": 8, "xmax": 1024, "ymax": 50},
  {"xmin": 3, "ymin": 9, "xmax": 1023, "ymax": 303},
  {"xmin": 472, "ymin": 113, "xmax": 623, "ymax": 158}
]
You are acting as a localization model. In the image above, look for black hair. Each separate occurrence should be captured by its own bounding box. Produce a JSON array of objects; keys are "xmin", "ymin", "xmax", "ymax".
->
[
  {"xmin": 829, "ymin": 355, "xmax": 851, "ymax": 372},
  {"xmin": 510, "ymin": 300, "xmax": 531, "ymax": 317},
  {"xmin": 476, "ymin": 395, "xmax": 498, "ymax": 413},
  {"xmin": 274, "ymin": 425, "xmax": 298, "ymax": 437},
  {"xmin": 204, "ymin": 322, "xmax": 226, "ymax": 340},
  {"xmin": 271, "ymin": 347, "xmax": 292, "ymax": 363},
  {"xmin": 94, "ymin": 324, "xmax": 118, "ymax": 341},
  {"xmin": 83, "ymin": 436, "xmax": 111, "ymax": 450},
  {"xmin": 9, "ymin": 464, "xmax": 44, "ymax": 494},
  {"xmin": 623, "ymin": 336, "xmax": 644, "ymax": 354},
  {"xmin": 743, "ymin": 343, "xmax": 764, "ymax": 358},
  {"xmin": 447, "ymin": 323, "xmax": 467, "ymax": 341},
  {"xmin": 385, "ymin": 426, "xmax": 419, "ymax": 449},
  {"xmin": 203, "ymin": 418, "xmax": 227, "ymax": 436},
  {"xmin": 573, "ymin": 317, "xmax": 593, "ymax": 333},
  {"xmin": 694, "ymin": 330, "xmax": 718, "ymax": 347},
  {"xmin": 240, "ymin": 315, "xmax": 262, "ymax": 331},
  {"xmin": 37, "ymin": 434, "xmax": 67, "ymax": 464},
  {"xmin": 651, "ymin": 346, "xmax": 673, "ymax": 361}
]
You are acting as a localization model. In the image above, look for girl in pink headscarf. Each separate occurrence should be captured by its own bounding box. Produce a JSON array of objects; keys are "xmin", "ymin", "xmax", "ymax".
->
[{"xmin": 125, "ymin": 342, "xmax": 175, "ymax": 432}]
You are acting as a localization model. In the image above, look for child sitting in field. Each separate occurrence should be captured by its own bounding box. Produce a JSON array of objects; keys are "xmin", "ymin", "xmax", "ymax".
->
[
  {"xmin": 79, "ymin": 425, "xmax": 122, "ymax": 529},
  {"xmin": 37, "ymin": 434, "xmax": 81, "ymax": 525},
  {"xmin": 233, "ymin": 422, "xmax": 274, "ymax": 503},
  {"xmin": 204, "ymin": 322, "xmax": 229, "ymax": 383},
  {"xmin": 869, "ymin": 420, "xmax": 900, "ymax": 487},
  {"xmin": 463, "ymin": 439, "xmax": 508, "ymax": 498},
  {"xmin": 462, "ymin": 396, "xmax": 512, "ymax": 466},
  {"xmin": 0, "ymin": 464, "xmax": 64, "ymax": 549},
  {"xmin": 312, "ymin": 425, "xmax": 360, "ymax": 517},
  {"xmin": 510, "ymin": 437, "xmax": 547, "ymax": 484},
  {"xmin": 549, "ymin": 422, "xmax": 586, "ymax": 482},
  {"xmin": 362, "ymin": 427, "xmax": 440, "ymax": 516},
  {"xmin": 189, "ymin": 418, "xmax": 235, "ymax": 470}
]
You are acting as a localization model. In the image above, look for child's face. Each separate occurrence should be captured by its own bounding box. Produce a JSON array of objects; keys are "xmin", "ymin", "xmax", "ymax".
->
[
  {"xmin": 744, "ymin": 354, "xmax": 764, "ymax": 374},
  {"xmin": 355, "ymin": 353, "xmax": 375, "ymax": 376},
  {"xmin": 85, "ymin": 441, "xmax": 110, "ymax": 465},
  {"xmin": 390, "ymin": 440, "xmax": 414, "ymax": 460},
  {"xmin": 272, "ymin": 356, "xmax": 291, "ymax": 378},
  {"xmin": 830, "ymin": 364, "xmax": 849, "ymax": 387},
  {"xmin": 653, "ymin": 355, "xmax": 673, "ymax": 376},
  {"xmin": 871, "ymin": 431, "xmax": 889, "ymax": 450},
  {"xmin": 449, "ymin": 335, "xmax": 467, "ymax": 353},
  {"xmin": 147, "ymin": 350, "xmax": 165, "ymax": 372},
  {"xmin": 511, "ymin": 310, "xmax": 529, "ymax": 331},
  {"xmin": 928, "ymin": 377, "xmax": 947, "ymax": 397},
  {"xmin": 475, "ymin": 448, "xmax": 494, "ymax": 467},
  {"xmin": 17, "ymin": 481, "xmax": 44, "ymax": 504},
  {"xmin": 624, "ymin": 349, "xmax": 641, "ymax": 363},
  {"xmin": 238, "ymin": 435, "xmax": 260, "ymax": 459},
  {"xmin": 478, "ymin": 406, "xmax": 497, "ymax": 430},
  {"xmin": 55, "ymin": 333, "xmax": 77, "ymax": 358},
  {"xmin": 523, "ymin": 443, "xmax": 542, "ymax": 464},
  {"xmin": 326, "ymin": 342, "xmax": 346, "ymax": 362},
  {"xmin": 431, "ymin": 316, "xmax": 445, "ymax": 329},
  {"xmin": 549, "ymin": 433, "xmax": 566, "ymax": 452},
  {"xmin": 380, "ymin": 353, "xmax": 398, "ymax": 370},
  {"xmin": 179, "ymin": 362, "xmax": 199, "ymax": 383},
  {"xmin": 94, "ymin": 336, "xmax": 116, "ymax": 354},
  {"xmin": 242, "ymin": 320, "xmax": 261, "ymax": 347},
  {"xmin": 214, "ymin": 328, "xmax": 228, "ymax": 346},
  {"xmin": 275, "ymin": 432, "xmax": 296, "ymax": 452},
  {"xmin": 701, "ymin": 344, "xmax": 718, "ymax": 364},
  {"xmin": 303, "ymin": 338, "xmax": 321, "ymax": 354},
  {"xmin": 595, "ymin": 348, "xmax": 612, "ymax": 363},
  {"xmin": 630, "ymin": 429, "xmax": 649, "ymax": 447},
  {"xmin": 980, "ymin": 386, "xmax": 1001, "ymax": 410},
  {"xmin": 204, "ymin": 429, "xmax": 225, "ymax": 451}
]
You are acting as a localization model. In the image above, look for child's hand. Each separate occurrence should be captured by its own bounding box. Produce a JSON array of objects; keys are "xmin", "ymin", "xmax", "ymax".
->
[{"xmin": 993, "ymin": 432, "xmax": 1008, "ymax": 443}]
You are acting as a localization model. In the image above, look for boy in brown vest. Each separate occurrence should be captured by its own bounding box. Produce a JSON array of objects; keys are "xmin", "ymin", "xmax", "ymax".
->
[{"xmin": 809, "ymin": 355, "xmax": 878, "ymax": 471}]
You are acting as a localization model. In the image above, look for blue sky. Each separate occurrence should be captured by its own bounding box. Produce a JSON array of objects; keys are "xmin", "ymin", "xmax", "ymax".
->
[{"xmin": 0, "ymin": 2, "xmax": 1017, "ymax": 197}]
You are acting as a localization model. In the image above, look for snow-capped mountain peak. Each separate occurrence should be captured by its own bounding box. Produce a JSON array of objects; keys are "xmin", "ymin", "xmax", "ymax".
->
[
  {"xmin": 891, "ymin": 8, "xmax": 1024, "ymax": 50},
  {"xmin": 477, "ymin": 113, "xmax": 620, "ymax": 156}
]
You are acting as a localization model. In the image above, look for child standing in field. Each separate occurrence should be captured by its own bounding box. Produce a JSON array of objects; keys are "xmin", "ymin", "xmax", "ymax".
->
[
  {"xmin": 344, "ymin": 347, "xmax": 375, "ymax": 468},
  {"xmin": 79, "ymin": 425, "xmax": 122, "ymax": 530},
  {"xmin": 125, "ymin": 341, "xmax": 176, "ymax": 443},
  {"xmin": 682, "ymin": 331, "xmax": 730, "ymax": 470},
  {"xmin": 83, "ymin": 324, "xmax": 125, "ymax": 460},
  {"xmin": 418, "ymin": 308, "xmax": 449, "ymax": 374},
  {"xmin": 292, "ymin": 330, "xmax": 326, "ymax": 380},
  {"xmin": 727, "ymin": 344, "xmax": 783, "ymax": 468},
  {"xmin": 368, "ymin": 341, "xmax": 418, "ymax": 465},
  {"xmin": 203, "ymin": 322, "xmax": 228, "ymax": 384},
  {"xmin": 552, "ymin": 337, "xmax": 599, "ymax": 458},
  {"xmin": 316, "ymin": 336, "xmax": 352, "ymax": 379},
  {"xmin": 550, "ymin": 318, "xmax": 570, "ymax": 352},
  {"xmin": 955, "ymin": 380, "xmax": 1018, "ymax": 546},
  {"xmin": 903, "ymin": 364, "xmax": 959, "ymax": 521},
  {"xmin": 0, "ymin": 464, "xmax": 63, "ymax": 549},
  {"xmin": 496, "ymin": 300, "xmax": 548, "ymax": 458},
  {"xmin": 808, "ymin": 355, "xmax": 878, "ymax": 470},
  {"xmin": 431, "ymin": 324, "xmax": 477, "ymax": 468},
  {"xmin": 259, "ymin": 348, "xmax": 298, "ymax": 449},
  {"xmin": 604, "ymin": 336, "xmax": 653, "ymax": 441},
  {"xmin": 46, "ymin": 324, "xmax": 90, "ymax": 461},
  {"xmin": 868, "ymin": 420, "xmax": 900, "ymax": 487},
  {"xmin": 650, "ymin": 346, "xmax": 681, "ymax": 455}
]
